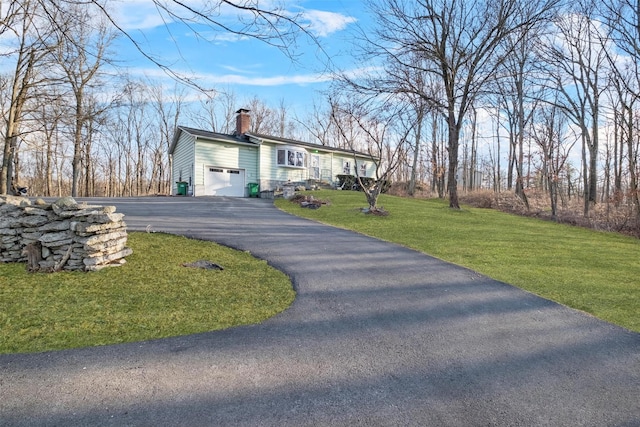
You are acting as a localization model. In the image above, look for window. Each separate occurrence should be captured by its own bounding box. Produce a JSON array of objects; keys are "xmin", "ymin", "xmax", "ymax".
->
[
  {"xmin": 359, "ymin": 163, "xmax": 367, "ymax": 176},
  {"xmin": 277, "ymin": 147, "xmax": 307, "ymax": 168},
  {"xmin": 310, "ymin": 155, "xmax": 320, "ymax": 179},
  {"xmin": 343, "ymin": 161, "xmax": 351, "ymax": 175}
]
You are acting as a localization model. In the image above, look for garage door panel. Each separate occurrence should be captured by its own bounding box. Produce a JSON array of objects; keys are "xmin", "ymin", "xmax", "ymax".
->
[{"xmin": 205, "ymin": 167, "xmax": 245, "ymax": 197}]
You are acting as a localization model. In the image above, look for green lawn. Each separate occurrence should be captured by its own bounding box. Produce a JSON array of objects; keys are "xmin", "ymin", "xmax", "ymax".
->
[
  {"xmin": 0, "ymin": 232, "xmax": 295, "ymax": 354},
  {"xmin": 276, "ymin": 191, "xmax": 639, "ymax": 332}
]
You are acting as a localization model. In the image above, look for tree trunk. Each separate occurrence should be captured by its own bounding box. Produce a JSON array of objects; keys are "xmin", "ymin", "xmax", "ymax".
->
[
  {"xmin": 447, "ymin": 111, "xmax": 460, "ymax": 209},
  {"xmin": 514, "ymin": 68, "xmax": 529, "ymax": 208},
  {"xmin": 71, "ymin": 98, "xmax": 83, "ymax": 197},
  {"xmin": 408, "ymin": 111, "xmax": 422, "ymax": 196},
  {"xmin": 581, "ymin": 132, "xmax": 590, "ymax": 216},
  {"xmin": 470, "ymin": 107, "xmax": 477, "ymax": 190},
  {"xmin": 628, "ymin": 120, "xmax": 640, "ymax": 219},
  {"xmin": 2, "ymin": 134, "xmax": 17, "ymax": 194},
  {"xmin": 431, "ymin": 113, "xmax": 444, "ymax": 197}
]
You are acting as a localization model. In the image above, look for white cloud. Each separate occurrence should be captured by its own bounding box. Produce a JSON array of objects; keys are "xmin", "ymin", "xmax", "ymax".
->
[
  {"xmin": 195, "ymin": 68, "xmax": 334, "ymax": 86},
  {"xmin": 108, "ymin": 1, "xmax": 357, "ymax": 44},
  {"xmin": 126, "ymin": 65, "xmax": 334, "ymax": 87},
  {"xmin": 300, "ymin": 9, "xmax": 357, "ymax": 37},
  {"xmin": 108, "ymin": 0, "xmax": 170, "ymax": 30},
  {"xmin": 202, "ymin": 72, "xmax": 331, "ymax": 86},
  {"xmin": 220, "ymin": 64, "xmax": 258, "ymax": 74}
]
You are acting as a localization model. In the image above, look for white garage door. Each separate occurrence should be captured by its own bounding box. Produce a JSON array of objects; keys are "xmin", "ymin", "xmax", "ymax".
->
[{"xmin": 205, "ymin": 167, "xmax": 245, "ymax": 197}]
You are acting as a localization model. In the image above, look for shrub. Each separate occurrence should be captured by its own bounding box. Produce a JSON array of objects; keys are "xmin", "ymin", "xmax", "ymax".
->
[{"xmin": 336, "ymin": 174, "xmax": 391, "ymax": 193}]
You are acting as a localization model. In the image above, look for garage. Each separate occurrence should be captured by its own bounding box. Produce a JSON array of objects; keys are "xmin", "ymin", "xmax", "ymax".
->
[{"xmin": 204, "ymin": 166, "xmax": 245, "ymax": 197}]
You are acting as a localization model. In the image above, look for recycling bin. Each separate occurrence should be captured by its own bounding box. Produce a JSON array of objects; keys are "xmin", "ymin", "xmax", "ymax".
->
[
  {"xmin": 176, "ymin": 181, "xmax": 188, "ymax": 196},
  {"xmin": 248, "ymin": 183, "xmax": 259, "ymax": 198}
]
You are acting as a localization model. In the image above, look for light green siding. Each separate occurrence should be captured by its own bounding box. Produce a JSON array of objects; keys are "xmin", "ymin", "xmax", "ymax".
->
[
  {"xmin": 259, "ymin": 142, "xmax": 308, "ymax": 185},
  {"xmin": 172, "ymin": 132, "xmax": 195, "ymax": 195},
  {"xmin": 194, "ymin": 139, "xmax": 259, "ymax": 196},
  {"xmin": 332, "ymin": 153, "xmax": 373, "ymax": 178},
  {"xmin": 256, "ymin": 142, "xmax": 373, "ymax": 191}
]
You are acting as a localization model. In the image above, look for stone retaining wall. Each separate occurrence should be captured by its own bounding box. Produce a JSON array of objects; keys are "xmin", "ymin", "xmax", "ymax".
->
[{"xmin": 0, "ymin": 196, "xmax": 133, "ymax": 272}]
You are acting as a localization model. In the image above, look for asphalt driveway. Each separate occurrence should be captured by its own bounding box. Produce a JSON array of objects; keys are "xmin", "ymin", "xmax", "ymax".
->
[{"xmin": 1, "ymin": 197, "xmax": 638, "ymax": 426}]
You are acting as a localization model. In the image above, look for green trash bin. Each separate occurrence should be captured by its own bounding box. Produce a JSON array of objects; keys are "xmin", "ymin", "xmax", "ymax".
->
[
  {"xmin": 248, "ymin": 183, "xmax": 259, "ymax": 198},
  {"xmin": 176, "ymin": 181, "xmax": 188, "ymax": 196}
]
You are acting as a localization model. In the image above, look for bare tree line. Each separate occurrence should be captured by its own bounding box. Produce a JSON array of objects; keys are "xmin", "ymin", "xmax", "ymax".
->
[
  {"xmin": 313, "ymin": 0, "xmax": 640, "ymax": 219},
  {"xmin": 1, "ymin": 0, "xmax": 640, "ymax": 222},
  {"xmin": 0, "ymin": 0, "xmax": 314, "ymax": 197}
]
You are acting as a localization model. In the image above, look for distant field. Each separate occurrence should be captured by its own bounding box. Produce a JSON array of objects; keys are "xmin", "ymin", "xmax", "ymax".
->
[{"xmin": 276, "ymin": 191, "xmax": 640, "ymax": 332}]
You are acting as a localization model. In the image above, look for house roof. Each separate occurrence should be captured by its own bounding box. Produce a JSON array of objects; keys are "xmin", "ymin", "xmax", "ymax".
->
[
  {"xmin": 169, "ymin": 126, "xmax": 257, "ymax": 155},
  {"xmin": 170, "ymin": 125, "xmax": 374, "ymax": 159}
]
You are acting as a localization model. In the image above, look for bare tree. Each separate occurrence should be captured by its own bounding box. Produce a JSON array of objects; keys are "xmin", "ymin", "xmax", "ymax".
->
[
  {"xmin": 28, "ymin": 89, "xmax": 65, "ymax": 196},
  {"xmin": 0, "ymin": 0, "xmax": 57, "ymax": 194},
  {"xmin": 0, "ymin": 1, "xmax": 20, "ymax": 38},
  {"xmin": 297, "ymin": 101, "xmax": 333, "ymax": 146},
  {"xmin": 188, "ymin": 89, "xmax": 237, "ymax": 133},
  {"xmin": 531, "ymin": 101, "xmax": 576, "ymax": 218},
  {"xmin": 329, "ymin": 95, "xmax": 408, "ymax": 211},
  {"xmin": 52, "ymin": 4, "xmax": 116, "ymax": 197},
  {"xmin": 391, "ymin": 56, "xmax": 434, "ymax": 196},
  {"xmin": 149, "ymin": 82, "xmax": 185, "ymax": 194},
  {"xmin": 537, "ymin": 3, "xmax": 610, "ymax": 215},
  {"xmin": 105, "ymin": 80, "xmax": 151, "ymax": 196},
  {"xmin": 350, "ymin": 0, "xmax": 559, "ymax": 209},
  {"xmin": 601, "ymin": 0, "xmax": 640, "ymax": 100},
  {"xmin": 406, "ymin": 100, "xmax": 427, "ymax": 196},
  {"xmin": 601, "ymin": 0, "xmax": 640, "ymax": 217},
  {"xmin": 606, "ymin": 71, "xmax": 634, "ymax": 209},
  {"xmin": 242, "ymin": 97, "xmax": 297, "ymax": 137},
  {"xmin": 430, "ymin": 109, "xmax": 447, "ymax": 197},
  {"xmin": 493, "ymin": 25, "xmax": 547, "ymax": 208}
]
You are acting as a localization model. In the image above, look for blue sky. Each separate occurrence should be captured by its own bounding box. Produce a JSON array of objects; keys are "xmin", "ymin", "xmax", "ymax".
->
[{"xmin": 110, "ymin": 0, "xmax": 369, "ymax": 114}]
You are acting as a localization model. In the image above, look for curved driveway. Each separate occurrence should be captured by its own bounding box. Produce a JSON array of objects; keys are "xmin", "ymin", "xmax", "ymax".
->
[{"xmin": 1, "ymin": 197, "xmax": 639, "ymax": 426}]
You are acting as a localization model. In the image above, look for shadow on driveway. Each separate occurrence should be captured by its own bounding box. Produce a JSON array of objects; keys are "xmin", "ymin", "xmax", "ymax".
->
[{"xmin": 1, "ymin": 197, "xmax": 638, "ymax": 426}]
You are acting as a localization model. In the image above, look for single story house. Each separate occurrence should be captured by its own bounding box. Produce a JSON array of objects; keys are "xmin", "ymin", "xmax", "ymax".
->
[{"xmin": 169, "ymin": 109, "xmax": 376, "ymax": 197}]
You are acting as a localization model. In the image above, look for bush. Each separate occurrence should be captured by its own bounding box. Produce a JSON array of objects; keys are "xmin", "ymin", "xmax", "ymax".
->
[
  {"xmin": 459, "ymin": 190, "xmax": 496, "ymax": 209},
  {"xmin": 336, "ymin": 174, "xmax": 391, "ymax": 193}
]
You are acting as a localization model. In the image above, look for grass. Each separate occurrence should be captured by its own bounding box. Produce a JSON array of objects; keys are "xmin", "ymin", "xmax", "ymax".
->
[
  {"xmin": 0, "ymin": 232, "xmax": 295, "ymax": 354},
  {"xmin": 276, "ymin": 190, "xmax": 640, "ymax": 333}
]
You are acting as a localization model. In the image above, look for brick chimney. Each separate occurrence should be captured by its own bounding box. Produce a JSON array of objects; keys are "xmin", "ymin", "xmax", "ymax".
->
[{"xmin": 235, "ymin": 108, "xmax": 250, "ymax": 135}]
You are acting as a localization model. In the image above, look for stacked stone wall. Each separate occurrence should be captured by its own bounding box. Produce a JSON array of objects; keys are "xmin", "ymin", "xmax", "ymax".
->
[{"xmin": 0, "ymin": 196, "xmax": 132, "ymax": 272}]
